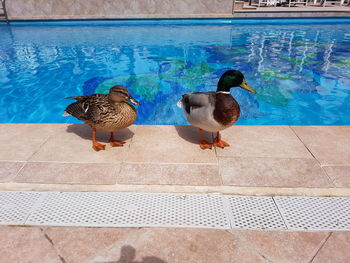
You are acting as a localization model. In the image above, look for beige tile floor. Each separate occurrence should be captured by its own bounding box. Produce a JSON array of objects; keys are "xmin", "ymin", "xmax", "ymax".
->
[
  {"xmin": 0, "ymin": 226, "xmax": 348, "ymax": 263},
  {"xmin": 0, "ymin": 124, "xmax": 349, "ymax": 195},
  {"xmin": 1, "ymin": 124, "xmax": 349, "ymax": 262}
]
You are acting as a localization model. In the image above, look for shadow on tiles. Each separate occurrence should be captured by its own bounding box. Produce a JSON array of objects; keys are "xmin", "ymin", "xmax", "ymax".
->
[
  {"xmin": 175, "ymin": 125, "xmax": 213, "ymax": 145},
  {"xmin": 96, "ymin": 245, "xmax": 167, "ymax": 263},
  {"xmin": 66, "ymin": 124, "xmax": 135, "ymax": 143}
]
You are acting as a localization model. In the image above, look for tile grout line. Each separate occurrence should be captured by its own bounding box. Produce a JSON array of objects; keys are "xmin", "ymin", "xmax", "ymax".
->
[
  {"xmin": 321, "ymin": 164, "xmax": 350, "ymax": 167},
  {"xmin": 217, "ymin": 163, "xmax": 224, "ymax": 186},
  {"xmin": 1, "ymin": 183, "xmax": 350, "ymax": 197},
  {"xmin": 289, "ymin": 126, "xmax": 319, "ymax": 162},
  {"xmin": 9, "ymin": 157, "xmax": 347, "ymax": 164},
  {"xmin": 212, "ymin": 132, "xmax": 218, "ymax": 156},
  {"xmin": 23, "ymin": 192, "xmax": 48, "ymax": 225},
  {"xmin": 0, "ymin": 160, "xmax": 27, "ymax": 163},
  {"xmin": 41, "ymin": 228, "xmax": 67, "ymax": 263},
  {"xmin": 224, "ymin": 229, "xmax": 277, "ymax": 263},
  {"xmin": 121, "ymin": 125, "xmax": 136, "ymax": 162},
  {"xmin": 319, "ymin": 165, "xmax": 337, "ymax": 188},
  {"xmin": 309, "ymin": 232, "xmax": 332, "ymax": 263},
  {"xmin": 253, "ymin": 249, "xmax": 277, "ymax": 263},
  {"xmin": 214, "ymin": 131, "xmax": 224, "ymax": 186},
  {"xmin": 0, "ymin": 160, "xmax": 218, "ymax": 165},
  {"xmin": 113, "ymin": 164, "xmax": 123, "ymax": 185},
  {"xmin": 9, "ymin": 161, "xmax": 27, "ymax": 183},
  {"xmin": 289, "ymin": 126, "xmax": 335, "ymax": 185},
  {"xmin": 212, "ymin": 132, "xmax": 224, "ymax": 186},
  {"xmin": 272, "ymin": 196, "xmax": 289, "ymax": 230},
  {"xmin": 116, "ymin": 161, "xmax": 219, "ymax": 165},
  {"xmin": 25, "ymin": 133, "xmax": 55, "ymax": 162}
]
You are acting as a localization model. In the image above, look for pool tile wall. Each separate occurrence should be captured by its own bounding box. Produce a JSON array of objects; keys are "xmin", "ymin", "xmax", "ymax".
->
[{"xmin": 6, "ymin": 0, "xmax": 234, "ymax": 20}]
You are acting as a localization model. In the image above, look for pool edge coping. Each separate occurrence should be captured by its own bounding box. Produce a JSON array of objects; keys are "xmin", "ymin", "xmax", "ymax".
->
[{"xmin": 1, "ymin": 182, "xmax": 349, "ymax": 197}]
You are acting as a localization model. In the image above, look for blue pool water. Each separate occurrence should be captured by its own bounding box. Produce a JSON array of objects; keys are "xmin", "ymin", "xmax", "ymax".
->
[{"xmin": 0, "ymin": 18, "xmax": 350, "ymax": 125}]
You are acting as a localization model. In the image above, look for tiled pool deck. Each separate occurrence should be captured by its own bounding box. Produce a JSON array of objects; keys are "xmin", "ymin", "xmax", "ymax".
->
[
  {"xmin": 1, "ymin": 226, "xmax": 349, "ymax": 262},
  {"xmin": 0, "ymin": 124, "xmax": 349, "ymax": 262},
  {"xmin": 0, "ymin": 124, "xmax": 349, "ymax": 196}
]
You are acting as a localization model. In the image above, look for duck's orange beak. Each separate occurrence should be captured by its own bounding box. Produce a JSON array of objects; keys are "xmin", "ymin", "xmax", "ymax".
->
[{"xmin": 128, "ymin": 96, "xmax": 140, "ymax": 106}]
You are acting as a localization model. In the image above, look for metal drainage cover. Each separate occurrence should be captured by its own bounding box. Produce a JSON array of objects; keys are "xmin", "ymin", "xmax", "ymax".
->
[
  {"xmin": 26, "ymin": 192, "xmax": 230, "ymax": 229},
  {"xmin": 226, "ymin": 196, "xmax": 286, "ymax": 230},
  {"xmin": 0, "ymin": 191, "xmax": 42, "ymax": 225},
  {"xmin": 274, "ymin": 196, "xmax": 350, "ymax": 231}
]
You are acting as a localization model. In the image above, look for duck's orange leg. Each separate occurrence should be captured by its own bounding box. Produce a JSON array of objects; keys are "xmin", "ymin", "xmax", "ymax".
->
[
  {"xmin": 199, "ymin": 128, "xmax": 212, "ymax": 150},
  {"xmin": 92, "ymin": 128, "xmax": 106, "ymax": 151},
  {"xmin": 214, "ymin": 132, "xmax": 230, "ymax": 148},
  {"xmin": 109, "ymin": 132, "xmax": 126, "ymax": 147}
]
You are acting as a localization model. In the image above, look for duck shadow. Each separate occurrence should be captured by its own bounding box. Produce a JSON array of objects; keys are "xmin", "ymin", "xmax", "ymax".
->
[
  {"xmin": 175, "ymin": 125, "xmax": 213, "ymax": 145},
  {"xmin": 96, "ymin": 245, "xmax": 167, "ymax": 263},
  {"xmin": 66, "ymin": 124, "xmax": 134, "ymax": 143}
]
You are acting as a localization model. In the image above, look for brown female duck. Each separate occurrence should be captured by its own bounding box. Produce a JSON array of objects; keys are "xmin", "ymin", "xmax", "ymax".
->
[
  {"xmin": 178, "ymin": 70, "xmax": 256, "ymax": 149},
  {"xmin": 64, "ymin": 85, "xmax": 139, "ymax": 151}
]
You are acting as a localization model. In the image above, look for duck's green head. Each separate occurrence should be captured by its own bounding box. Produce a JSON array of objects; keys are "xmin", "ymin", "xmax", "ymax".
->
[
  {"xmin": 217, "ymin": 70, "xmax": 256, "ymax": 94},
  {"xmin": 109, "ymin": 85, "xmax": 140, "ymax": 106}
]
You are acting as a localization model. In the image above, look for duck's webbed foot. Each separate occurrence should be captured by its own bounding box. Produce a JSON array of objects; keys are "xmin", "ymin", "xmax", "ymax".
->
[
  {"xmin": 92, "ymin": 128, "xmax": 106, "ymax": 151},
  {"xmin": 200, "ymin": 140, "xmax": 213, "ymax": 150},
  {"xmin": 214, "ymin": 132, "xmax": 230, "ymax": 148},
  {"xmin": 214, "ymin": 139, "xmax": 229, "ymax": 148},
  {"xmin": 92, "ymin": 141, "xmax": 106, "ymax": 151},
  {"xmin": 199, "ymin": 128, "xmax": 213, "ymax": 150},
  {"xmin": 109, "ymin": 132, "xmax": 126, "ymax": 147},
  {"xmin": 109, "ymin": 140, "xmax": 126, "ymax": 147}
]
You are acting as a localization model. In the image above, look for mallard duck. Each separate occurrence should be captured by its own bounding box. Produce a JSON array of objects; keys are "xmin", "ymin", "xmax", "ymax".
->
[
  {"xmin": 64, "ymin": 85, "xmax": 140, "ymax": 151},
  {"xmin": 178, "ymin": 70, "xmax": 256, "ymax": 149}
]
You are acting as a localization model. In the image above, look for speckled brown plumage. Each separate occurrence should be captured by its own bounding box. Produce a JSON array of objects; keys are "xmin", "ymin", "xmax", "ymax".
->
[
  {"xmin": 64, "ymin": 85, "xmax": 139, "ymax": 151},
  {"xmin": 65, "ymin": 94, "xmax": 137, "ymax": 132}
]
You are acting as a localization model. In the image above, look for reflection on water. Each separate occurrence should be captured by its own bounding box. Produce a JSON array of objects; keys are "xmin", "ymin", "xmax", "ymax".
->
[{"xmin": 0, "ymin": 20, "xmax": 350, "ymax": 125}]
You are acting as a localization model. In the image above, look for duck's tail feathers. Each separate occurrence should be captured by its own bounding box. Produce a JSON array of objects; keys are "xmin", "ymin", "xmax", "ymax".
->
[
  {"xmin": 62, "ymin": 111, "xmax": 70, "ymax": 117},
  {"xmin": 64, "ymin": 101, "xmax": 88, "ymax": 121},
  {"xmin": 177, "ymin": 99, "xmax": 183, "ymax": 108}
]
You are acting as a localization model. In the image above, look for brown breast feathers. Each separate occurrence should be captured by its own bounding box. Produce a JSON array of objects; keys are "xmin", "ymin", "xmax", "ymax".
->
[{"xmin": 213, "ymin": 93, "xmax": 240, "ymax": 126}]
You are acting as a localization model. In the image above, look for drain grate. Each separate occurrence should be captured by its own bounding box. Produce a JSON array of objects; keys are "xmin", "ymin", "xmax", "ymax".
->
[
  {"xmin": 0, "ymin": 191, "xmax": 42, "ymax": 225},
  {"xmin": 274, "ymin": 196, "xmax": 350, "ymax": 231},
  {"xmin": 0, "ymin": 191, "xmax": 349, "ymax": 231},
  {"xmin": 226, "ymin": 196, "xmax": 286, "ymax": 230},
  {"xmin": 26, "ymin": 192, "xmax": 230, "ymax": 229}
]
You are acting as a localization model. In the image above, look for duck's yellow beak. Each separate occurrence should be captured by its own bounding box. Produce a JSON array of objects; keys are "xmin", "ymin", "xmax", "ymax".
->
[{"xmin": 239, "ymin": 79, "xmax": 256, "ymax": 94}]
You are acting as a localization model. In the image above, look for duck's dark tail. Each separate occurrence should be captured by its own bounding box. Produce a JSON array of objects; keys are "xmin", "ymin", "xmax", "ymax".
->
[
  {"xmin": 65, "ymin": 95, "xmax": 87, "ymax": 101},
  {"xmin": 63, "ymin": 100, "xmax": 89, "ymax": 121}
]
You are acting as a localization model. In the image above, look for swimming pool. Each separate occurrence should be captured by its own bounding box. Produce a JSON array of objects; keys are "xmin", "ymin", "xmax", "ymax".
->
[{"xmin": 0, "ymin": 18, "xmax": 350, "ymax": 125}]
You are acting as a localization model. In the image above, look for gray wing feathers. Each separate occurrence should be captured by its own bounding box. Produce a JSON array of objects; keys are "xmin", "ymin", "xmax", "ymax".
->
[{"xmin": 182, "ymin": 92, "xmax": 214, "ymax": 114}]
